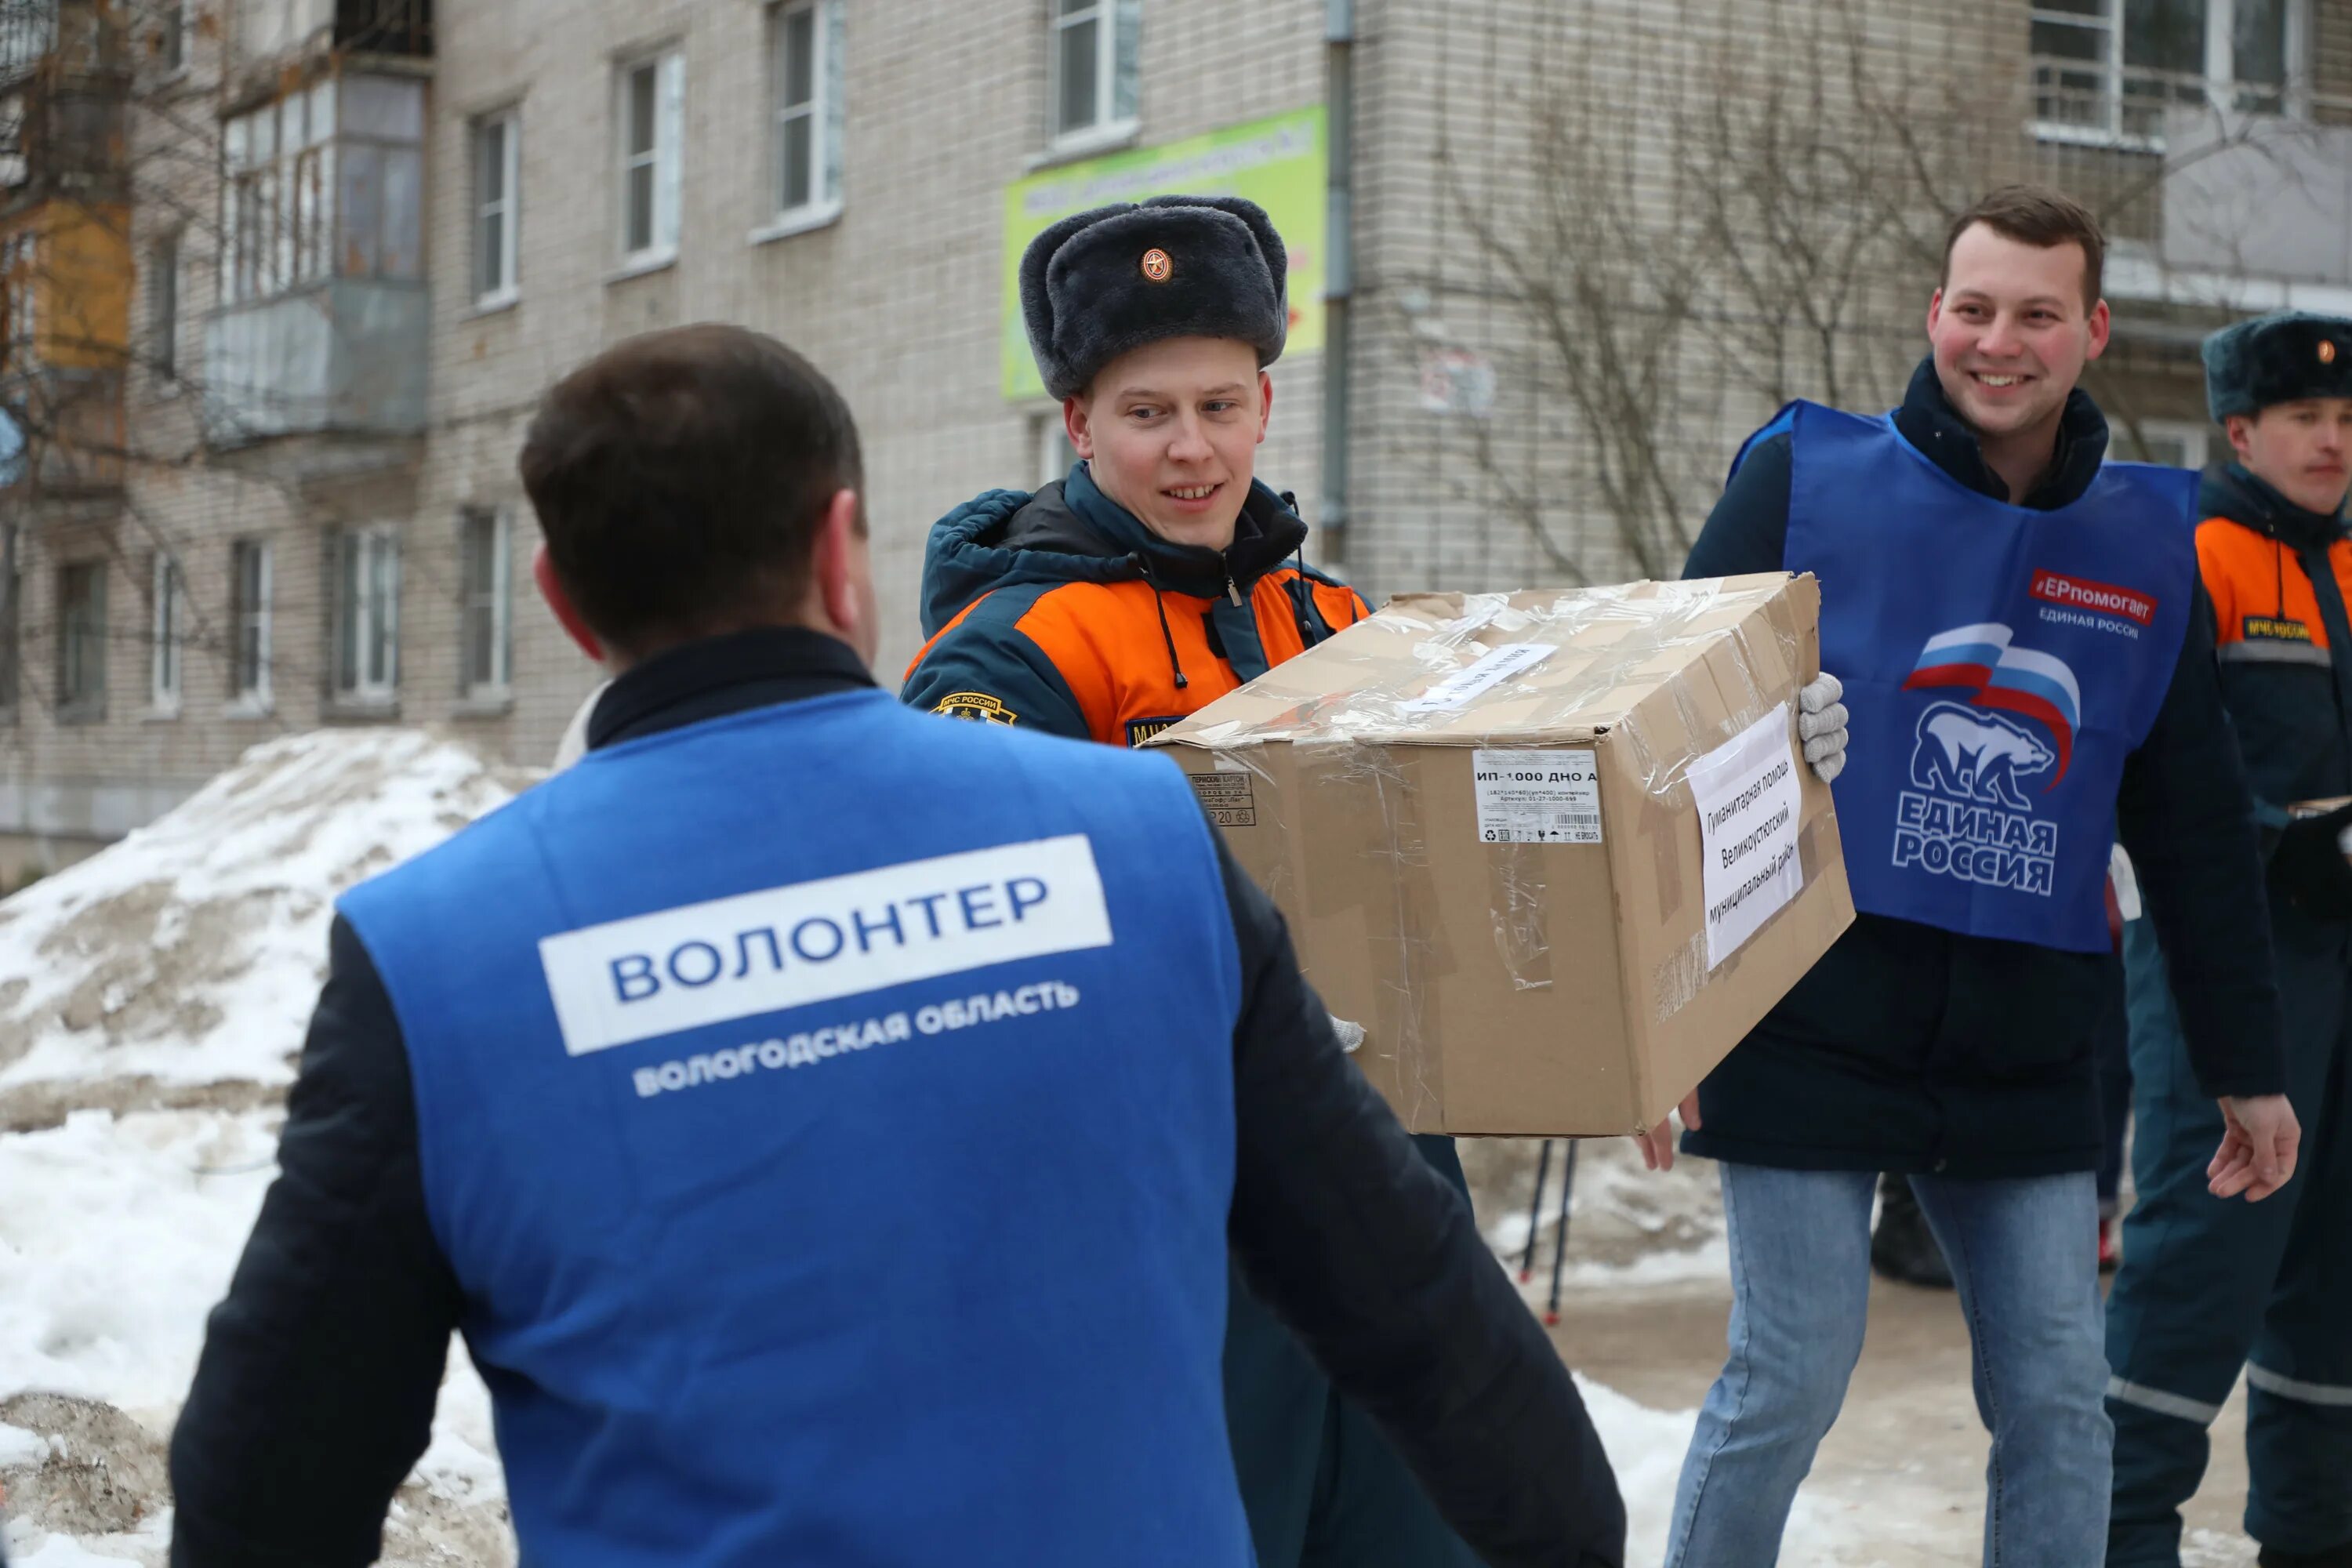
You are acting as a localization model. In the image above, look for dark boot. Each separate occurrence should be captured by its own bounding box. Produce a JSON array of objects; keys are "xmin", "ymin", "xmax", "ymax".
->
[
  {"xmin": 2259, "ymin": 1544, "xmax": 2352, "ymax": 1568},
  {"xmin": 1869, "ymin": 1173, "xmax": 1954, "ymax": 1290}
]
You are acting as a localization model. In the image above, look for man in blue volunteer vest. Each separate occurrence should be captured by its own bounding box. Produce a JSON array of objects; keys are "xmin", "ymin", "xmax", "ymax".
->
[
  {"xmin": 1640, "ymin": 186, "xmax": 2299, "ymax": 1566},
  {"xmin": 165, "ymin": 325, "xmax": 1626, "ymax": 1567},
  {"xmin": 2105, "ymin": 310, "xmax": 2352, "ymax": 1568}
]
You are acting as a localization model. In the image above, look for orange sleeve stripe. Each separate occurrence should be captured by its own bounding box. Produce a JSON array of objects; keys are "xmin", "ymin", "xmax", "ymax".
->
[
  {"xmin": 1011, "ymin": 583, "xmax": 1131, "ymax": 746},
  {"xmin": 904, "ymin": 590, "xmax": 999, "ymax": 684}
]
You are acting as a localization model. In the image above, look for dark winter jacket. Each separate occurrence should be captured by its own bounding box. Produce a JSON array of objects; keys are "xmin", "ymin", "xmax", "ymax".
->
[
  {"xmin": 167, "ymin": 627, "xmax": 1625, "ymax": 1568},
  {"xmin": 902, "ymin": 462, "xmax": 1367, "ymax": 746},
  {"xmin": 1679, "ymin": 360, "xmax": 2285, "ymax": 1178}
]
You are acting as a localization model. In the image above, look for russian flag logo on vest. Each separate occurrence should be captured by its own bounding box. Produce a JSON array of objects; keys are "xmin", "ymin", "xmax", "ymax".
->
[{"xmin": 1902, "ymin": 623, "xmax": 2082, "ymax": 785}]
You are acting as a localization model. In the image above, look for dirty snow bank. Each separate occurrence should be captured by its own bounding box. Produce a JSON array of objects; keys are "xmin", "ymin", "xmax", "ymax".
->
[
  {"xmin": 0, "ymin": 731, "xmax": 524, "ymax": 1117},
  {"xmin": 1, "ymin": 730, "xmax": 525, "ymax": 1566}
]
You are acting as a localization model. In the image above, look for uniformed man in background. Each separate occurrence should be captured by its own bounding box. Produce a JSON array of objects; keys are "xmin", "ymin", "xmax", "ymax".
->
[{"xmin": 2105, "ymin": 309, "xmax": 2352, "ymax": 1568}]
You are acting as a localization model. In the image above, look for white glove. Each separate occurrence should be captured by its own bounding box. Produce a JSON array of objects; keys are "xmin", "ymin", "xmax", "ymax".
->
[{"xmin": 1797, "ymin": 673, "xmax": 1849, "ymax": 786}]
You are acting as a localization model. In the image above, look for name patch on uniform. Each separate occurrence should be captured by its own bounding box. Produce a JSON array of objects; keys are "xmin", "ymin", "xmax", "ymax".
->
[
  {"xmin": 934, "ymin": 691, "xmax": 1018, "ymax": 724},
  {"xmin": 539, "ymin": 835, "xmax": 1114, "ymax": 1056},
  {"xmin": 2243, "ymin": 615, "xmax": 2314, "ymax": 643},
  {"xmin": 1126, "ymin": 715, "xmax": 1183, "ymax": 747}
]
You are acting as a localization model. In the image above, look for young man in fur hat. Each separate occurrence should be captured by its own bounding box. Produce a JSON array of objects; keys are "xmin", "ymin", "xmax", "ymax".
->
[
  {"xmin": 902, "ymin": 194, "xmax": 1847, "ymax": 1567},
  {"xmin": 2105, "ymin": 310, "xmax": 2352, "ymax": 1568},
  {"xmin": 902, "ymin": 192, "xmax": 1468, "ymax": 1568}
]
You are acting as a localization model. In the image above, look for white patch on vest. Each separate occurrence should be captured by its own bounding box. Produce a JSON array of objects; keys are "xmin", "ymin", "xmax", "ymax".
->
[{"xmin": 539, "ymin": 835, "xmax": 1115, "ymax": 1056}]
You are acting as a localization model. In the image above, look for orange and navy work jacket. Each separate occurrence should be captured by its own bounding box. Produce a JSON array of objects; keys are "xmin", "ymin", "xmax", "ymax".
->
[
  {"xmin": 2197, "ymin": 465, "xmax": 2352, "ymax": 821},
  {"xmin": 902, "ymin": 464, "xmax": 1367, "ymax": 748}
]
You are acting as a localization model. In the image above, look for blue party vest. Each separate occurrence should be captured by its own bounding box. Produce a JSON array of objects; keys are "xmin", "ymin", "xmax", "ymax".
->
[{"xmin": 1749, "ymin": 403, "xmax": 2196, "ymax": 952}]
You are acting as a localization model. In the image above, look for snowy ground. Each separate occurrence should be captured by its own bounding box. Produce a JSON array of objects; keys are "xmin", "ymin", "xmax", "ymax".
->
[
  {"xmin": 1, "ymin": 733, "xmax": 527, "ymax": 1566},
  {"xmin": 0, "ymin": 728, "xmax": 2274, "ymax": 1565}
]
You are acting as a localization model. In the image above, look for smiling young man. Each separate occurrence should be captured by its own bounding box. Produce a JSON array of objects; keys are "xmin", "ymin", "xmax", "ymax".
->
[
  {"xmin": 901, "ymin": 194, "xmax": 1484, "ymax": 1568},
  {"xmin": 909, "ymin": 196, "xmax": 1846, "ymax": 1565},
  {"xmin": 904, "ymin": 197, "xmax": 1362, "ymax": 748},
  {"xmin": 1650, "ymin": 186, "xmax": 2299, "ymax": 1567},
  {"xmin": 2103, "ymin": 311, "xmax": 2352, "ymax": 1568}
]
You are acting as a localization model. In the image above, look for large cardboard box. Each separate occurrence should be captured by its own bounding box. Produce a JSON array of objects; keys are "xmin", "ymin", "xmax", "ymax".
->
[{"xmin": 1149, "ymin": 574, "xmax": 1855, "ymax": 1136}]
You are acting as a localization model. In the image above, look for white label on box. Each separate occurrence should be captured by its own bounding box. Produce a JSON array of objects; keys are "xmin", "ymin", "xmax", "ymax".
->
[
  {"xmin": 1472, "ymin": 750, "xmax": 1603, "ymax": 844},
  {"xmin": 1401, "ymin": 643, "xmax": 1555, "ymax": 712},
  {"xmin": 1686, "ymin": 702, "xmax": 1805, "ymax": 969}
]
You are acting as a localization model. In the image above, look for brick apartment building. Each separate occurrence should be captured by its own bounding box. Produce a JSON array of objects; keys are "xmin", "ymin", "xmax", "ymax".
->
[{"xmin": 2, "ymin": 0, "xmax": 2348, "ymax": 877}]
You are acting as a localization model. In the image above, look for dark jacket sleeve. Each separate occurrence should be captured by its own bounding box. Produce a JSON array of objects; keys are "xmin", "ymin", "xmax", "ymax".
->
[
  {"xmin": 1681, "ymin": 432, "xmax": 1791, "ymax": 580},
  {"xmin": 1213, "ymin": 837, "xmax": 1627, "ymax": 1567},
  {"xmin": 901, "ymin": 613, "xmax": 1094, "ymax": 742},
  {"xmin": 169, "ymin": 916, "xmax": 463, "ymax": 1568},
  {"xmin": 2114, "ymin": 582, "xmax": 2287, "ymax": 1100}
]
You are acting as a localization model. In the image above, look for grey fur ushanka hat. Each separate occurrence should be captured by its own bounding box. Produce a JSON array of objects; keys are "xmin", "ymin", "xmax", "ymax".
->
[
  {"xmin": 1020, "ymin": 194, "xmax": 1289, "ymax": 401},
  {"xmin": 2203, "ymin": 310, "xmax": 2352, "ymax": 422}
]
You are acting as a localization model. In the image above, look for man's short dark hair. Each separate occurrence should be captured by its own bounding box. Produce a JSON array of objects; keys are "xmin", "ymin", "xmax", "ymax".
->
[
  {"xmin": 1942, "ymin": 185, "xmax": 2107, "ymax": 311},
  {"xmin": 518, "ymin": 324, "xmax": 864, "ymax": 652}
]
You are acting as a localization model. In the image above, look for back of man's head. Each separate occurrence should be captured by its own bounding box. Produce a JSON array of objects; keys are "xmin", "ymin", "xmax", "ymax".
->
[{"xmin": 519, "ymin": 324, "xmax": 864, "ymax": 656}]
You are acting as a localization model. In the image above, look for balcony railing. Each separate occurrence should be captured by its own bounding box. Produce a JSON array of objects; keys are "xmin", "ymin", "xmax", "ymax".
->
[
  {"xmin": 2022, "ymin": 65, "xmax": 2352, "ymax": 296},
  {"xmin": 2029, "ymin": 60, "xmax": 2346, "ymax": 150}
]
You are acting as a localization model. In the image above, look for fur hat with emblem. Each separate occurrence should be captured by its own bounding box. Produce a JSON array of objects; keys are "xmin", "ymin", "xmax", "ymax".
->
[
  {"xmin": 1019, "ymin": 194, "xmax": 1290, "ymax": 401},
  {"xmin": 2203, "ymin": 310, "xmax": 2352, "ymax": 422}
]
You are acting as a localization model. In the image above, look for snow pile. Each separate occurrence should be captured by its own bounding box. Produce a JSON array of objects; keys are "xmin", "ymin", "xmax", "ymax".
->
[
  {"xmin": 1467, "ymin": 1132, "xmax": 1728, "ymax": 1290},
  {"xmin": 0, "ymin": 730, "xmax": 525, "ymax": 1118},
  {"xmin": 0, "ymin": 730, "xmax": 526, "ymax": 1566}
]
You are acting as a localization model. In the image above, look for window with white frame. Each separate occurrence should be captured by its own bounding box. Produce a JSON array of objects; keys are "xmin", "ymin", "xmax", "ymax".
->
[
  {"xmin": 0, "ymin": 524, "xmax": 20, "ymax": 717},
  {"xmin": 158, "ymin": 0, "xmax": 186, "ymax": 74},
  {"xmin": 474, "ymin": 109, "xmax": 521, "ymax": 305},
  {"xmin": 458, "ymin": 507, "xmax": 511, "ymax": 697},
  {"xmin": 767, "ymin": 0, "xmax": 844, "ymax": 226},
  {"xmin": 332, "ymin": 526, "xmax": 400, "ymax": 702},
  {"xmin": 616, "ymin": 49, "xmax": 684, "ymax": 266},
  {"xmin": 1035, "ymin": 412, "xmax": 1076, "ymax": 488},
  {"xmin": 1049, "ymin": 0, "xmax": 1139, "ymax": 147},
  {"xmin": 149, "ymin": 230, "xmax": 179, "ymax": 378},
  {"xmin": 229, "ymin": 537, "xmax": 272, "ymax": 708},
  {"xmin": 2116, "ymin": 418, "xmax": 2215, "ymax": 470},
  {"xmin": 150, "ymin": 551, "xmax": 184, "ymax": 711},
  {"xmin": 2033, "ymin": 0, "xmax": 2309, "ymax": 144},
  {"xmin": 56, "ymin": 560, "xmax": 106, "ymax": 714},
  {"xmin": 3, "ymin": 229, "xmax": 38, "ymax": 366}
]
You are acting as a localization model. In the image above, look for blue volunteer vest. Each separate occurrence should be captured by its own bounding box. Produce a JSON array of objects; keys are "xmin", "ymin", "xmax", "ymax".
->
[
  {"xmin": 337, "ymin": 688, "xmax": 1250, "ymax": 1568},
  {"xmin": 1755, "ymin": 403, "xmax": 2196, "ymax": 952}
]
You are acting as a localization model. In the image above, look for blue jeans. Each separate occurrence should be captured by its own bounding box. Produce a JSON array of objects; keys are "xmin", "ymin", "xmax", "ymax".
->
[{"xmin": 1668, "ymin": 1163, "xmax": 2113, "ymax": 1568}]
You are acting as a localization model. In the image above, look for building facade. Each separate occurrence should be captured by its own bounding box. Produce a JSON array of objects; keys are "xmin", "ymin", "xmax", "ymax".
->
[{"xmin": 2, "ymin": 0, "xmax": 2348, "ymax": 878}]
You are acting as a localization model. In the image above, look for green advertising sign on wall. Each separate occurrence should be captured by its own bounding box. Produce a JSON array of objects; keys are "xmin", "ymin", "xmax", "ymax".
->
[{"xmin": 1001, "ymin": 105, "xmax": 1328, "ymax": 403}]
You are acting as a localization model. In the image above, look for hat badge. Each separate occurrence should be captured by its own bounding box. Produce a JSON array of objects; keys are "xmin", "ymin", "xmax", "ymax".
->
[
  {"xmin": 1141, "ymin": 248, "xmax": 1172, "ymax": 283},
  {"xmin": 2323, "ymin": 339, "xmax": 2339, "ymax": 365}
]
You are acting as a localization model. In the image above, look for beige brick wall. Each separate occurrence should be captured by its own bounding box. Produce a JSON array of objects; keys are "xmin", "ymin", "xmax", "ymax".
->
[
  {"xmin": 2317, "ymin": 0, "xmax": 2352, "ymax": 122},
  {"xmin": 5, "ymin": 0, "xmax": 2336, "ymax": 849},
  {"xmin": 5, "ymin": 0, "xmax": 1336, "ymax": 839},
  {"xmin": 422, "ymin": 0, "xmax": 1333, "ymax": 765}
]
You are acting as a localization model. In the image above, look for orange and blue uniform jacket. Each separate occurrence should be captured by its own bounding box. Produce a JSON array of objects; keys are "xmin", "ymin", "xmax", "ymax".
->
[
  {"xmin": 2197, "ymin": 463, "xmax": 2352, "ymax": 836},
  {"xmin": 903, "ymin": 461, "xmax": 1366, "ymax": 745}
]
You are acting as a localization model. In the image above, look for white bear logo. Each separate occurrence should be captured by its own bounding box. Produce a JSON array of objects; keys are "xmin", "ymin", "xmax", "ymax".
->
[{"xmin": 1910, "ymin": 702, "xmax": 2056, "ymax": 811}]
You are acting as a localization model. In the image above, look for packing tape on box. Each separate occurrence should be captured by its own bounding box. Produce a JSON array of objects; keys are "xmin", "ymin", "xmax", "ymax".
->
[{"xmin": 1172, "ymin": 578, "xmax": 1829, "ymax": 1131}]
